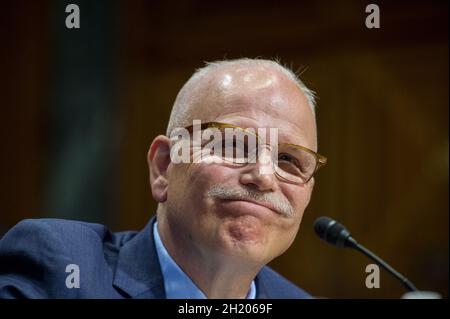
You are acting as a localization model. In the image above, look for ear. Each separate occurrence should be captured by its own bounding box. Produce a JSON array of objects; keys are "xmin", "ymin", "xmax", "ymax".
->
[{"xmin": 148, "ymin": 135, "xmax": 171, "ymax": 203}]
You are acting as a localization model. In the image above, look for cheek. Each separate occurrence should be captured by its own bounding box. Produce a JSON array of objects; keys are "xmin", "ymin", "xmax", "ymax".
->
[
  {"xmin": 285, "ymin": 182, "xmax": 312, "ymax": 210},
  {"xmin": 168, "ymin": 163, "xmax": 235, "ymax": 214},
  {"xmin": 266, "ymin": 185, "xmax": 312, "ymax": 255},
  {"xmin": 186, "ymin": 163, "xmax": 237, "ymax": 190},
  {"xmin": 169, "ymin": 162, "xmax": 224, "ymax": 190},
  {"xmin": 278, "ymin": 183, "xmax": 313, "ymax": 228}
]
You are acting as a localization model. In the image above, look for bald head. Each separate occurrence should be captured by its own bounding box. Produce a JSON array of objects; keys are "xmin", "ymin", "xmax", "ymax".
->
[{"xmin": 166, "ymin": 59, "xmax": 317, "ymax": 139}]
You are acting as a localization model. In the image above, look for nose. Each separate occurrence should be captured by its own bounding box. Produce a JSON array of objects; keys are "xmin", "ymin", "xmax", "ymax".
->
[{"xmin": 238, "ymin": 147, "xmax": 278, "ymax": 192}]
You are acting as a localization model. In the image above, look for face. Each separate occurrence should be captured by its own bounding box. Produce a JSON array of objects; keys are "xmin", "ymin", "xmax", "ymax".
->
[{"xmin": 151, "ymin": 66, "xmax": 317, "ymax": 266}]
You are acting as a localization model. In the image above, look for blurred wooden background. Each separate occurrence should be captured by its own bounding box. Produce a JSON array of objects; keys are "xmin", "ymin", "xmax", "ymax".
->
[{"xmin": 1, "ymin": 0, "xmax": 448, "ymax": 298}]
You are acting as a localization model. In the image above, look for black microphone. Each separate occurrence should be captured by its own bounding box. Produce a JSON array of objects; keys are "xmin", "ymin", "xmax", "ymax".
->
[{"xmin": 314, "ymin": 216, "xmax": 418, "ymax": 292}]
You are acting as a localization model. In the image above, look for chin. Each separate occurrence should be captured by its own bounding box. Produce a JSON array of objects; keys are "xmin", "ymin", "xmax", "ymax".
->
[{"xmin": 215, "ymin": 216, "xmax": 271, "ymax": 261}]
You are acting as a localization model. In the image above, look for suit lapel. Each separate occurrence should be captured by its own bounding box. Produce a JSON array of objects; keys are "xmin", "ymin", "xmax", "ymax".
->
[
  {"xmin": 112, "ymin": 216, "xmax": 166, "ymax": 298},
  {"xmin": 255, "ymin": 271, "xmax": 271, "ymax": 299}
]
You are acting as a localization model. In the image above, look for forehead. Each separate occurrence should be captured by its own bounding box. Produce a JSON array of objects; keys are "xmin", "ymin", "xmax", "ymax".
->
[
  {"xmin": 215, "ymin": 112, "xmax": 316, "ymax": 151},
  {"xmin": 195, "ymin": 70, "xmax": 317, "ymax": 150}
]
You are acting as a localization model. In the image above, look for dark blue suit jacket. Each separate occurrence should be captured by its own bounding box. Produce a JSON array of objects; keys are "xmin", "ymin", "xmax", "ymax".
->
[{"xmin": 0, "ymin": 217, "xmax": 311, "ymax": 299}]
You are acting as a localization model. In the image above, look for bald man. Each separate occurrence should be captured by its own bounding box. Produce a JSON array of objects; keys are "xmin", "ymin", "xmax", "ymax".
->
[{"xmin": 0, "ymin": 58, "xmax": 326, "ymax": 299}]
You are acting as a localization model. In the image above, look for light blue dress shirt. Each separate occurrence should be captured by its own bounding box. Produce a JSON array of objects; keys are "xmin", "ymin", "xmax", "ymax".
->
[{"xmin": 153, "ymin": 222, "xmax": 256, "ymax": 299}]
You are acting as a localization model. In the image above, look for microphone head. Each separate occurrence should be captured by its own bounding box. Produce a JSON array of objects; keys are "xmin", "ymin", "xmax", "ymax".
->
[{"xmin": 314, "ymin": 216, "xmax": 355, "ymax": 248}]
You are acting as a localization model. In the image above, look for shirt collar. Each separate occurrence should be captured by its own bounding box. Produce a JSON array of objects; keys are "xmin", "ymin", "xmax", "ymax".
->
[{"xmin": 153, "ymin": 221, "xmax": 256, "ymax": 299}]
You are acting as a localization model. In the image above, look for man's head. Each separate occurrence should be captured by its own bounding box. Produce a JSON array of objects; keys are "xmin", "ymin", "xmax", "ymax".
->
[{"xmin": 148, "ymin": 58, "xmax": 319, "ymax": 267}]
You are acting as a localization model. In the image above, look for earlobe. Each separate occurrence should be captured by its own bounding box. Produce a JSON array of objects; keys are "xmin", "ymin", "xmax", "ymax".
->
[{"xmin": 148, "ymin": 135, "xmax": 171, "ymax": 203}]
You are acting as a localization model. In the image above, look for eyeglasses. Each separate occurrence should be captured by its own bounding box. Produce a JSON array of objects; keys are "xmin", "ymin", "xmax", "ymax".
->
[{"xmin": 172, "ymin": 121, "xmax": 327, "ymax": 185}]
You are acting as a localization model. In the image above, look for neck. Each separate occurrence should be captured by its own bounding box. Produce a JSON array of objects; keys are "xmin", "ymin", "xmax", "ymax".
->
[{"xmin": 157, "ymin": 212, "xmax": 261, "ymax": 299}]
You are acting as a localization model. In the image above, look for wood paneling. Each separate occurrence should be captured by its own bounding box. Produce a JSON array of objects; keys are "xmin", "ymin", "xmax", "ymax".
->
[
  {"xmin": 1, "ymin": 0, "xmax": 447, "ymax": 298},
  {"xmin": 117, "ymin": 0, "xmax": 448, "ymax": 298}
]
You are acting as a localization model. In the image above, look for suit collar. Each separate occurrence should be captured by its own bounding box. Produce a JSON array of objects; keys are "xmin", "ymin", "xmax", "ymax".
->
[
  {"xmin": 112, "ymin": 216, "xmax": 166, "ymax": 298},
  {"xmin": 255, "ymin": 270, "xmax": 271, "ymax": 299}
]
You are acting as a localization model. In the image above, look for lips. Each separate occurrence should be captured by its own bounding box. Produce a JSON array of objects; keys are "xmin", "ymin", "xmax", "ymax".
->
[{"xmin": 221, "ymin": 197, "xmax": 281, "ymax": 216}]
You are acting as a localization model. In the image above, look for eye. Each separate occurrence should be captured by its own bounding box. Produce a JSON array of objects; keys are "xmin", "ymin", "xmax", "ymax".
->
[
  {"xmin": 279, "ymin": 153, "xmax": 297, "ymax": 163},
  {"xmin": 278, "ymin": 153, "xmax": 304, "ymax": 176}
]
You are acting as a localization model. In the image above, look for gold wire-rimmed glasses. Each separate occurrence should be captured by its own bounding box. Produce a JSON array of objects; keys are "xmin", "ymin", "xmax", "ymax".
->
[{"xmin": 174, "ymin": 121, "xmax": 327, "ymax": 185}]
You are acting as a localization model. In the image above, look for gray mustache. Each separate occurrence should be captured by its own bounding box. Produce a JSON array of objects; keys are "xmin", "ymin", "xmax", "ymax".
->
[{"xmin": 207, "ymin": 185, "xmax": 294, "ymax": 217}]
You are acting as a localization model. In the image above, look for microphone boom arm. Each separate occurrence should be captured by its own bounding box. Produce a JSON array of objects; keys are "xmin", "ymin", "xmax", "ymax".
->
[{"xmin": 350, "ymin": 238, "xmax": 418, "ymax": 291}]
